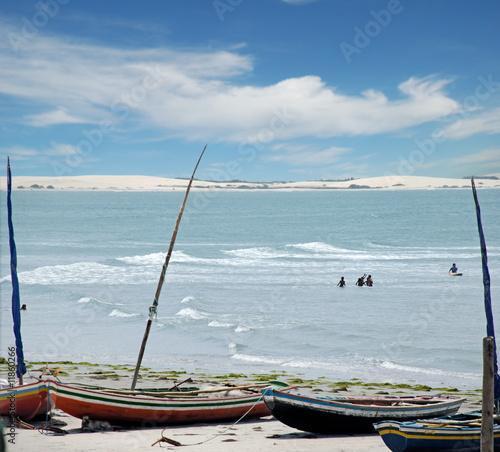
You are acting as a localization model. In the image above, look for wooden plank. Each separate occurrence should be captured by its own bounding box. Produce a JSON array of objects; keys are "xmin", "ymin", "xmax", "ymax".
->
[{"xmin": 481, "ymin": 336, "xmax": 495, "ymax": 452}]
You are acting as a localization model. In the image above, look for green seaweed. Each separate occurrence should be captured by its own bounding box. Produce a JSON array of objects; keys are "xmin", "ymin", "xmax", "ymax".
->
[{"xmin": 213, "ymin": 373, "xmax": 248, "ymax": 380}]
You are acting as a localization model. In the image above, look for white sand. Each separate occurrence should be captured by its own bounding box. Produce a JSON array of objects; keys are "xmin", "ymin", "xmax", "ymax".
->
[
  {"xmin": 12, "ymin": 390, "xmax": 480, "ymax": 452},
  {"xmin": 1, "ymin": 174, "xmax": 499, "ymax": 191},
  {"xmin": 14, "ymin": 410, "xmax": 392, "ymax": 452}
]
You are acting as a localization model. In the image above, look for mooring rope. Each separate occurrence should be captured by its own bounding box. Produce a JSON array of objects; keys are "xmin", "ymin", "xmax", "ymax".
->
[{"xmin": 152, "ymin": 394, "xmax": 264, "ymax": 447}]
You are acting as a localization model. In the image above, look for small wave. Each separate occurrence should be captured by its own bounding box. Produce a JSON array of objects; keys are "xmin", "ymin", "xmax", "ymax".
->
[
  {"xmin": 18, "ymin": 262, "xmax": 127, "ymax": 285},
  {"xmin": 371, "ymin": 358, "xmax": 480, "ymax": 380},
  {"xmin": 116, "ymin": 252, "xmax": 165, "ymax": 266},
  {"xmin": 175, "ymin": 307, "xmax": 206, "ymax": 320},
  {"xmin": 181, "ymin": 296, "xmax": 195, "ymax": 304},
  {"xmin": 17, "ymin": 261, "xmax": 158, "ymax": 285},
  {"xmin": 231, "ymin": 353, "xmax": 286, "ymax": 365},
  {"xmin": 208, "ymin": 320, "xmax": 234, "ymax": 328},
  {"xmin": 234, "ymin": 325, "xmax": 252, "ymax": 333},
  {"xmin": 223, "ymin": 247, "xmax": 290, "ymax": 259},
  {"xmin": 289, "ymin": 242, "xmax": 356, "ymax": 254},
  {"xmin": 77, "ymin": 297, "xmax": 113, "ymax": 305},
  {"xmin": 116, "ymin": 250, "xmax": 200, "ymax": 266},
  {"xmin": 109, "ymin": 309, "xmax": 140, "ymax": 318}
]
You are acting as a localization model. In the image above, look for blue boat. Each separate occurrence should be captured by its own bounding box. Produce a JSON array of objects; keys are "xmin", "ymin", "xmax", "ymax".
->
[
  {"xmin": 374, "ymin": 178, "xmax": 500, "ymax": 452},
  {"xmin": 375, "ymin": 411, "xmax": 500, "ymax": 452},
  {"xmin": 263, "ymin": 388, "xmax": 464, "ymax": 434}
]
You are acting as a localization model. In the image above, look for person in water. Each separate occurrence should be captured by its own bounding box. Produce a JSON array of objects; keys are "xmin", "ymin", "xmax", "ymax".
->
[
  {"xmin": 356, "ymin": 274, "xmax": 366, "ymax": 286},
  {"xmin": 337, "ymin": 277, "xmax": 346, "ymax": 287},
  {"xmin": 366, "ymin": 275, "xmax": 373, "ymax": 286},
  {"xmin": 449, "ymin": 263, "xmax": 458, "ymax": 274}
]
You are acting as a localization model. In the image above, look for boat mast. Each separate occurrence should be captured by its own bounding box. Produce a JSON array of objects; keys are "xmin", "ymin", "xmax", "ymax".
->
[
  {"xmin": 131, "ymin": 146, "xmax": 207, "ymax": 390},
  {"xmin": 472, "ymin": 177, "xmax": 500, "ymax": 400},
  {"xmin": 7, "ymin": 157, "xmax": 27, "ymax": 385}
]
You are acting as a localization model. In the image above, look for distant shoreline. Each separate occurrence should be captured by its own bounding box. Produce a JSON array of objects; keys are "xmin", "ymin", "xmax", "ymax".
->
[{"xmin": 1, "ymin": 175, "xmax": 499, "ymax": 191}]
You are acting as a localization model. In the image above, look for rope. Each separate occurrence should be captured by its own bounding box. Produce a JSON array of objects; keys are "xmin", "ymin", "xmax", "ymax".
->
[
  {"xmin": 152, "ymin": 394, "xmax": 264, "ymax": 447},
  {"xmin": 42, "ymin": 383, "xmax": 52, "ymax": 434}
]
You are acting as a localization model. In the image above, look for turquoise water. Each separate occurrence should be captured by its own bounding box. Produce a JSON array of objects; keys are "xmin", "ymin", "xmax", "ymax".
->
[{"xmin": 1, "ymin": 188, "xmax": 499, "ymax": 390}]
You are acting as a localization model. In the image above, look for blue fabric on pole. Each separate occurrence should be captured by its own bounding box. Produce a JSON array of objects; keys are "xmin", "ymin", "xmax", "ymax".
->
[
  {"xmin": 7, "ymin": 158, "xmax": 27, "ymax": 379},
  {"xmin": 472, "ymin": 178, "xmax": 500, "ymax": 401}
]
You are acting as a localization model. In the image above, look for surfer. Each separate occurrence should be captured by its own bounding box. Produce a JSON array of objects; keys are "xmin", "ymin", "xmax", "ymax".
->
[
  {"xmin": 337, "ymin": 277, "xmax": 346, "ymax": 287},
  {"xmin": 366, "ymin": 275, "xmax": 373, "ymax": 287},
  {"xmin": 449, "ymin": 263, "xmax": 458, "ymax": 274}
]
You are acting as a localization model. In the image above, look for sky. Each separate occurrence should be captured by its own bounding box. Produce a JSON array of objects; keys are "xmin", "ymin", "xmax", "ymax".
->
[{"xmin": 0, "ymin": 0, "xmax": 499, "ymax": 182}]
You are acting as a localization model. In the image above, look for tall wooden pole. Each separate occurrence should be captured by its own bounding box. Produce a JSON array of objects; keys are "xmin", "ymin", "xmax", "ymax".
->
[
  {"xmin": 131, "ymin": 145, "xmax": 207, "ymax": 390},
  {"xmin": 481, "ymin": 336, "xmax": 495, "ymax": 452}
]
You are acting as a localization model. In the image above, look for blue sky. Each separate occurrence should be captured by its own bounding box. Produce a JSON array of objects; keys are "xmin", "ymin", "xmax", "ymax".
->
[{"xmin": 1, "ymin": 0, "xmax": 499, "ymax": 181}]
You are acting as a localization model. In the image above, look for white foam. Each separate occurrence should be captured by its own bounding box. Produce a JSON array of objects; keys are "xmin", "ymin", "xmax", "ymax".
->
[
  {"xmin": 175, "ymin": 307, "xmax": 206, "ymax": 320},
  {"xmin": 109, "ymin": 309, "xmax": 139, "ymax": 318},
  {"xmin": 234, "ymin": 325, "xmax": 252, "ymax": 333},
  {"xmin": 77, "ymin": 297, "xmax": 113, "ymax": 305},
  {"xmin": 208, "ymin": 320, "xmax": 233, "ymax": 328},
  {"xmin": 372, "ymin": 358, "xmax": 480, "ymax": 380},
  {"xmin": 223, "ymin": 247, "xmax": 289, "ymax": 259},
  {"xmin": 116, "ymin": 252, "xmax": 165, "ymax": 266},
  {"xmin": 289, "ymin": 242, "xmax": 355, "ymax": 254},
  {"xmin": 16, "ymin": 261, "xmax": 156, "ymax": 285}
]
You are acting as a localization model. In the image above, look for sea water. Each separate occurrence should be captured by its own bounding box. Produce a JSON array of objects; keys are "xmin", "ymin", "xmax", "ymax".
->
[{"xmin": 1, "ymin": 188, "xmax": 499, "ymax": 390}]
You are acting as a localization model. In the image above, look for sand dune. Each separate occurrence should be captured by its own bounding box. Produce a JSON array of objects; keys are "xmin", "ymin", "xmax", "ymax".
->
[{"xmin": 1, "ymin": 174, "xmax": 499, "ymax": 191}]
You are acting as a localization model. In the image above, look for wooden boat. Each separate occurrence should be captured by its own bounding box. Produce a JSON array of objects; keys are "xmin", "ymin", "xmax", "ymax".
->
[
  {"xmin": 0, "ymin": 380, "xmax": 51, "ymax": 421},
  {"xmin": 374, "ymin": 178, "xmax": 500, "ymax": 451},
  {"xmin": 374, "ymin": 411, "xmax": 500, "ymax": 452},
  {"xmin": 49, "ymin": 380, "xmax": 289, "ymax": 426},
  {"xmin": 0, "ymin": 158, "xmax": 51, "ymax": 421},
  {"xmin": 263, "ymin": 388, "xmax": 465, "ymax": 434}
]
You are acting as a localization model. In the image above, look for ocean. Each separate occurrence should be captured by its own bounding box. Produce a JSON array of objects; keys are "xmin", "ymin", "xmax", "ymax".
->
[{"xmin": 1, "ymin": 187, "xmax": 499, "ymax": 391}]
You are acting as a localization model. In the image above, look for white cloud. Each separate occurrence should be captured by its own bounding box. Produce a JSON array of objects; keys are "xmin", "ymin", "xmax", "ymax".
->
[
  {"xmin": 1, "ymin": 146, "xmax": 38, "ymax": 159},
  {"xmin": 45, "ymin": 142, "xmax": 80, "ymax": 157},
  {"xmin": 263, "ymin": 144, "xmax": 351, "ymax": 166},
  {"xmin": 450, "ymin": 148, "xmax": 500, "ymax": 165},
  {"xmin": 24, "ymin": 107, "xmax": 87, "ymax": 127},
  {"xmin": 442, "ymin": 108, "xmax": 500, "ymax": 139},
  {"xmin": 0, "ymin": 23, "xmax": 461, "ymax": 145}
]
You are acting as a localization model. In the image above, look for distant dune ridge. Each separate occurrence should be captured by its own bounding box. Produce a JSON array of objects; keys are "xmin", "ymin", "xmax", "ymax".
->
[{"xmin": 0, "ymin": 174, "xmax": 499, "ymax": 191}]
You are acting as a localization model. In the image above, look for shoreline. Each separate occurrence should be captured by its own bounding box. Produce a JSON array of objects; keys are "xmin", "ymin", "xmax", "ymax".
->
[
  {"xmin": 3, "ymin": 361, "xmax": 482, "ymax": 452},
  {"xmin": 0, "ymin": 175, "xmax": 499, "ymax": 192}
]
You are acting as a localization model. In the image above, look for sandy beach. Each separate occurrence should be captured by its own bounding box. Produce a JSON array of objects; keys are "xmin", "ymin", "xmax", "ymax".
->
[
  {"xmin": 0, "ymin": 174, "xmax": 499, "ymax": 191},
  {"xmin": 6, "ymin": 363, "xmax": 482, "ymax": 452}
]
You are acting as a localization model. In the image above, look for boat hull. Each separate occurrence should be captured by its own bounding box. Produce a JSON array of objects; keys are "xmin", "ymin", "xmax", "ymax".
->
[
  {"xmin": 263, "ymin": 389, "xmax": 465, "ymax": 434},
  {"xmin": 374, "ymin": 413, "xmax": 500, "ymax": 452},
  {"xmin": 50, "ymin": 380, "xmax": 274, "ymax": 426},
  {"xmin": 0, "ymin": 380, "xmax": 51, "ymax": 421}
]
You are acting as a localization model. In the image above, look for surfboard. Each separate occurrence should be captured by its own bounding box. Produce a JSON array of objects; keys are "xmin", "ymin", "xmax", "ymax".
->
[{"xmin": 449, "ymin": 272, "xmax": 463, "ymax": 276}]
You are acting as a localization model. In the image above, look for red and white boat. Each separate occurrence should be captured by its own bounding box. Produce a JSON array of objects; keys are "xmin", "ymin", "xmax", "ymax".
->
[{"xmin": 49, "ymin": 380, "xmax": 288, "ymax": 425}]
